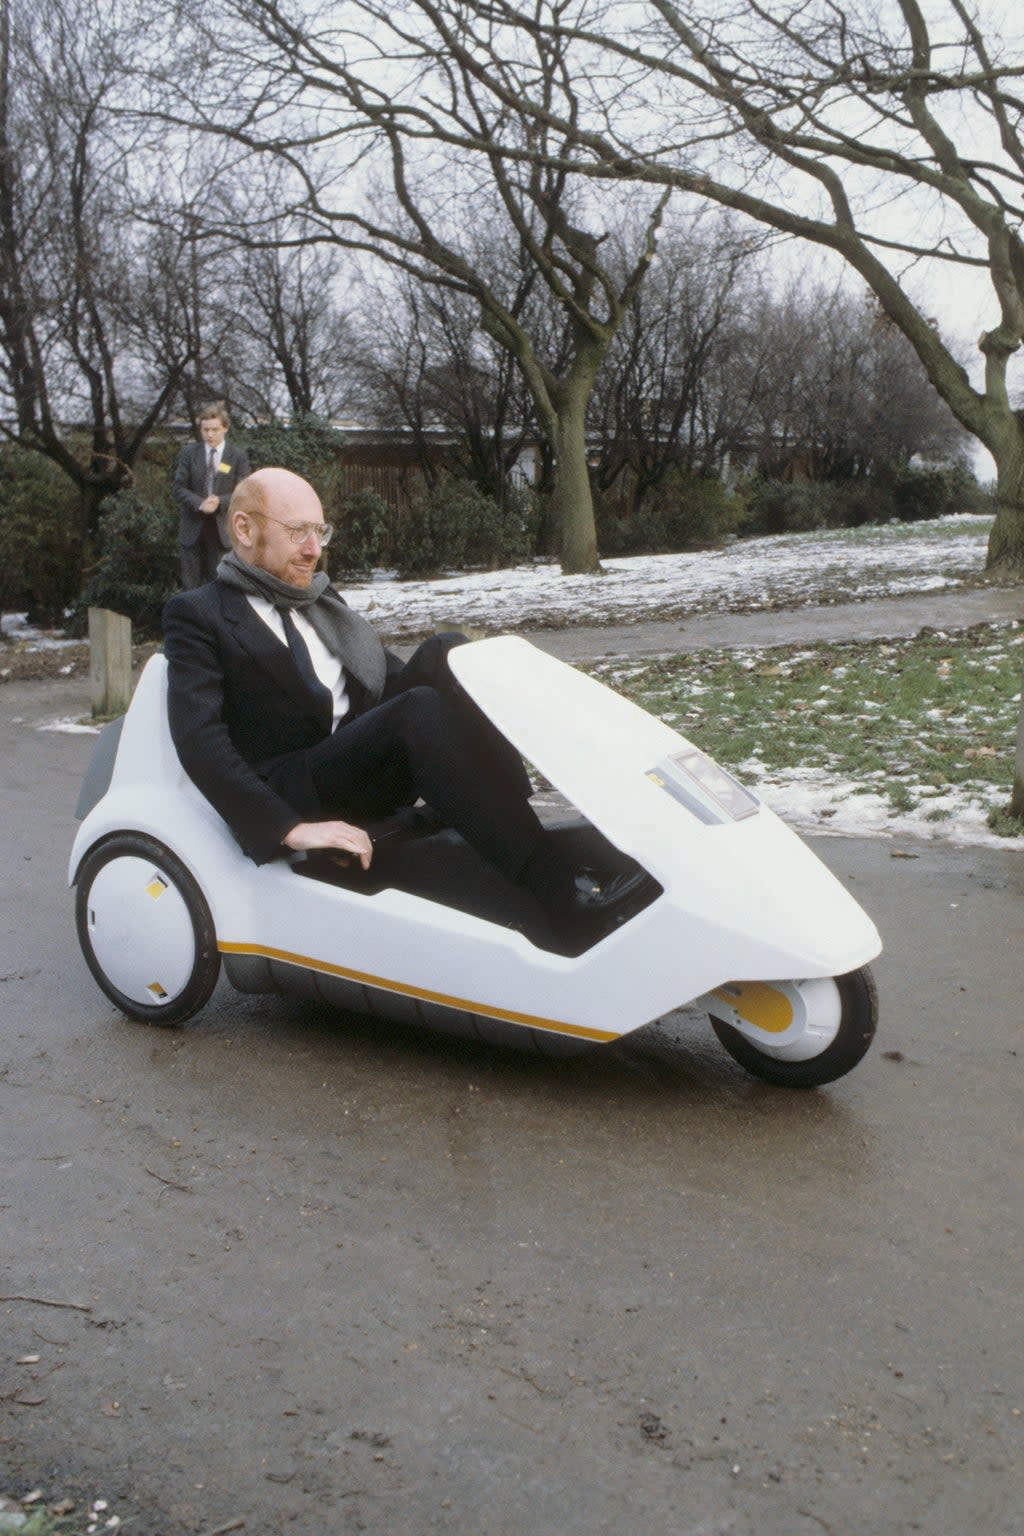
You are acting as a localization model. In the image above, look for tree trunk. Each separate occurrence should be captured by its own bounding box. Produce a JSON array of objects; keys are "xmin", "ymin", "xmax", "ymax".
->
[
  {"xmin": 986, "ymin": 431, "xmax": 1024, "ymax": 578},
  {"xmin": 550, "ymin": 382, "xmax": 600, "ymax": 575},
  {"xmin": 1011, "ymin": 681, "xmax": 1024, "ymax": 820}
]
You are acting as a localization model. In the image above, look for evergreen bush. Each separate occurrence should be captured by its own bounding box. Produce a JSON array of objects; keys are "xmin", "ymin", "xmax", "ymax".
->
[
  {"xmin": 739, "ymin": 479, "xmax": 845, "ymax": 536},
  {"xmin": 884, "ymin": 461, "xmax": 992, "ymax": 521},
  {"xmin": 598, "ymin": 469, "xmax": 743, "ymax": 554},
  {"xmin": 743, "ymin": 463, "xmax": 992, "ymax": 535},
  {"xmin": 0, "ymin": 445, "xmax": 83, "ymax": 625},
  {"xmin": 393, "ymin": 476, "xmax": 536, "ymax": 577},
  {"xmin": 71, "ymin": 490, "xmax": 179, "ymax": 639},
  {"xmin": 238, "ymin": 416, "xmax": 347, "ymax": 520},
  {"xmin": 328, "ymin": 488, "xmax": 393, "ymax": 577}
]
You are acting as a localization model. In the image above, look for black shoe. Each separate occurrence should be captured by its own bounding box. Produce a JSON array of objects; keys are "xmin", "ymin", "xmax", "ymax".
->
[{"xmin": 550, "ymin": 866, "xmax": 660, "ymax": 951}]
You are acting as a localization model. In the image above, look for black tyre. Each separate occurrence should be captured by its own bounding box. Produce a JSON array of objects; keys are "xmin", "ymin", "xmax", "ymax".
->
[
  {"xmin": 709, "ymin": 966, "xmax": 878, "ymax": 1088},
  {"xmin": 75, "ymin": 833, "xmax": 220, "ymax": 1026}
]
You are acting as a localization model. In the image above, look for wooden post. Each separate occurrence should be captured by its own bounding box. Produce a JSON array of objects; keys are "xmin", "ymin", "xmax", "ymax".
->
[{"xmin": 88, "ymin": 606, "xmax": 133, "ymax": 718}]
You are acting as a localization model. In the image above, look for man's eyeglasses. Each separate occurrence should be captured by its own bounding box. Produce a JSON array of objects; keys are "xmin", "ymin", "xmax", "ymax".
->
[{"xmin": 252, "ymin": 511, "xmax": 334, "ymax": 545}]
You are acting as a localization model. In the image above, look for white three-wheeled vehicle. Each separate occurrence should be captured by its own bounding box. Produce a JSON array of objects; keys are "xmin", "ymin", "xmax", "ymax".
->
[{"xmin": 70, "ymin": 636, "xmax": 881, "ymax": 1087}]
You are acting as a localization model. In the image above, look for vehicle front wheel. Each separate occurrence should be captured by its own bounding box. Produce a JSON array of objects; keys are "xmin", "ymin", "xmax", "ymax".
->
[
  {"xmin": 75, "ymin": 833, "xmax": 220, "ymax": 1026},
  {"xmin": 709, "ymin": 966, "xmax": 878, "ymax": 1088}
]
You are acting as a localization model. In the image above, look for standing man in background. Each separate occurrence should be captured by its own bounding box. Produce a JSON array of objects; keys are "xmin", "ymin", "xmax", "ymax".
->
[{"xmin": 172, "ymin": 403, "xmax": 251, "ymax": 589}]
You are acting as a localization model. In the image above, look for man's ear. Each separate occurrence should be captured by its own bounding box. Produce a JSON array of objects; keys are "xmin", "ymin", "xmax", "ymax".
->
[{"xmin": 232, "ymin": 511, "xmax": 255, "ymax": 553}]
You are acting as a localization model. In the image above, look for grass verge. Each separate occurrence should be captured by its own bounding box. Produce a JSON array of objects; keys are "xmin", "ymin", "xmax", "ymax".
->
[{"xmin": 589, "ymin": 621, "xmax": 1024, "ymax": 837}]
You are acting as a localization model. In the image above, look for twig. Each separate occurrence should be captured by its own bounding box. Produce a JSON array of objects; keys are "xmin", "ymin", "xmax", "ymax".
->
[
  {"xmin": 31, "ymin": 1324, "xmax": 69, "ymax": 1345},
  {"xmin": 0, "ymin": 1294, "xmax": 92, "ymax": 1312},
  {"xmin": 491, "ymin": 1361, "xmax": 557, "ymax": 1396},
  {"xmin": 199, "ymin": 1521, "xmax": 246, "ymax": 1536},
  {"xmin": 145, "ymin": 1166, "xmax": 192, "ymax": 1194}
]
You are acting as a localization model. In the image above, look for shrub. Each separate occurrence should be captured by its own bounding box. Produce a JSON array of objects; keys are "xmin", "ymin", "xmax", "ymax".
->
[
  {"xmin": 739, "ymin": 479, "xmax": 847, "ymax": 536},
  {"xmin": 531, "ymin": 489, "xmax": 562, "ymax": 558},
  {"xmin": 238, "ymin": 414, "xmax": 344, "ymax": 474},
  {"xmin": 598, "ymin": 468, "xmax": 743, "ymax": 554},
  {"xmin": 71, "ymin": 490, "xmax": 179, "ymax": 639},
  {"xmin": 884, "ymin": 461, "xmax": 993, "ymax": 521},
  {"xmin": 742, "ymin": 463, "xmax": 994, "ymax": 535},
  {"xmin": 827, "ymin": 481, "xmax": 881, "ymax": 528},
  {"xmin": 238, "ymin": 416, "xmax": 347, "ymax": 517},
  {"xmin": 328, "ymin": 488, "xmax": 393, "ymax": 578},
  {"xmin": 0, "ymin": 445, "xmax": 84, "ymax": 624},
  {"xmin": 393, "ymin": 476, "xmax": 537, "ymax": 577}
]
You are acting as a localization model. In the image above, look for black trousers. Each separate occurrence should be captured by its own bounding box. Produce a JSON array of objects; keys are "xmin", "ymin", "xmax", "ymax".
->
[
  {"xmin": 303, "ymin": 635, "xmax": 544, "ymax": 884},
  {"xmin": 180, "ymin": 519, "xmax": 227, "ymax": 590}
]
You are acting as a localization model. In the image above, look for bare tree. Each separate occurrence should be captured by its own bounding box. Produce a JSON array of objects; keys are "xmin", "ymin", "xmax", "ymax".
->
[
  {"xmin": 152, "ymin": 0, "xmax": 670, "ymax": 572},
  {"xmin": 589, "ymin": 219, "xmax": 759, "ymax": 511},
  {"xmin": 0, "ymin": 0, "xmax": 201, "ymax": 541},
  {"xmin": 719, "ymin": 279, "xmax": 969, "ymax": 482},
  {"xmin": 215, "ymin": 239, "xmax": 361, "ymax": 422},
  {"xmin": 354, "ymin": 257, "xmax": 543, "ymax": 503},
  {"xmin": 392, "ymin": 1, "xmax": 1024, "ymax": 572}
]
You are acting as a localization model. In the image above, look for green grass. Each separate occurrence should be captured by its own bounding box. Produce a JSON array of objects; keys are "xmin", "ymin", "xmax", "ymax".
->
[
  {"xmin": 987, "ymin": 804, "xmax": 1024, "ymax": 837},
  {"xmin": 0, "ymin": 1498, "xmax": 124, "ymax": 1536},
  {"xmin": 589, "ymin": 621, "xmax": 1024, "ymax": 832},
  {"xmin": 4, "ymin": 1518, "xmax": 69, "ymax": 1536}
]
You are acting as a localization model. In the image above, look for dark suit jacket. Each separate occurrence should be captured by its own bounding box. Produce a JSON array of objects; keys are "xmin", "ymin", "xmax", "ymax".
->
[
  {"xmin": 162, "ymin": 582, "xmax": 400, "ymax": 864},
  {"xmin": 172, "ymin": 439, "xmax": 251, "ymax": 549}
]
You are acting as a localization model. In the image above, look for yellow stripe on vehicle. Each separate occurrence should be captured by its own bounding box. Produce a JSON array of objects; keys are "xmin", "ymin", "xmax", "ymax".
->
[
  {"xmin": 711, "ymin": 981, "xmax": 794, "ymax": 1034},
  {"xmin": 218, "ymin": 942, "xmax": 619, "ymax": 1042}
]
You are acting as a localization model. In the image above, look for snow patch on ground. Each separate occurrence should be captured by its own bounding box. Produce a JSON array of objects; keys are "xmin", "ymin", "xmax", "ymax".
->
[
  {"xmin": 737, "ymin": 762, "xmax": 1019, "ymax": 852},
  {"xmin": 344, "ymin": 516, "xmax": 994, "ymax": 637},
  {"xmin": 37, "ymin": 717, "xmax": 101, "ymax": 735},
  {"xmin": 2, "ymin": 612, "xmax": 79, "ymax": 650}
]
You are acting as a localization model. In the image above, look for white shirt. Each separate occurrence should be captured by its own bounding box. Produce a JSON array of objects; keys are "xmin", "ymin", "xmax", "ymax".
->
[{"xmin": 246, "ymin": 595, "xmax": 351, "ymax": 729}]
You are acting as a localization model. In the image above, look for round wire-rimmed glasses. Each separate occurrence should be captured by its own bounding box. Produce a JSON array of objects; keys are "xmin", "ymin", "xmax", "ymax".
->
[{"xmin": 251, "ymin": 511, "xmax": 334, "ymax": 545}]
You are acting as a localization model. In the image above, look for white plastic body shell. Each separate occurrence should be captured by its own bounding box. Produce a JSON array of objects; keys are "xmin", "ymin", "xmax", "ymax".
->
[{"xmin": 69, "ymin": 638, "xmax": 881, "ymax": 1049}]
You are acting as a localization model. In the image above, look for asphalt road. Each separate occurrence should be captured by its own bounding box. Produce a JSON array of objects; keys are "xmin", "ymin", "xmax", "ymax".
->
[{"xmin": 2, "ymin": 601, "xmax": 1023, "ymax": 1536}]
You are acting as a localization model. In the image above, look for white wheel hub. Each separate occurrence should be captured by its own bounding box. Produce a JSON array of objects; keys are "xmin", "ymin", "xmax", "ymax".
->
[
  {"xmin": 83, "ymin": 856, "xmax": 198, "ymax": 1008},
  {"xmin": 700, "ymin": 977, "xmax": 843, "ymax": 1061}
]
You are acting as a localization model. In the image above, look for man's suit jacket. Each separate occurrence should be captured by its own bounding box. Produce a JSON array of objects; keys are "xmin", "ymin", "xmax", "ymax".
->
[
  {"xmin": 163, "ymin": 582, "xmax": 399, "ymax": 864},
  {"xmin": 172, "ymin": 439, "xmax": 251, "ymax": 550}
]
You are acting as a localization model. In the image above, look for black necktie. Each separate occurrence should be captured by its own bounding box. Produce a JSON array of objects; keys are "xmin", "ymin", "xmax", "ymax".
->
[
  {"xmin": 277, "ymin": 606, "xmax": 333, "ymax": 718},
  {"xmin": 206, "ymin": 447, "xmax": 218, "ymax": 496}
]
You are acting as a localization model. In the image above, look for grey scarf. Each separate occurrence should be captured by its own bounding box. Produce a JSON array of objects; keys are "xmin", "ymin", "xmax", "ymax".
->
[{"xmin": 217, "ymin": 549, "xmax": 387, "ymax": 705}]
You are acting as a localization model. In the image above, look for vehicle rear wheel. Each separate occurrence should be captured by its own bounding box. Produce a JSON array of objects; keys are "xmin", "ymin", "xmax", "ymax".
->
[
  {"xmin": 75, "ymin": 833, "xmax": 220, "ymax": 1025},
  {"xmin": 709, "ymin": 966, "xmax": 878, "ymax": 1088}
]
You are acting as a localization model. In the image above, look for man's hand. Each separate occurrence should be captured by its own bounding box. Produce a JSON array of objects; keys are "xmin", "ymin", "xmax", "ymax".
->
[
  {"xmin": 282, "ymin": 820, "xmax": 373, "ymax": 870},
  {"xmin": 200, "ymin": 494, "xmax": 220, "ymax": 514}
]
